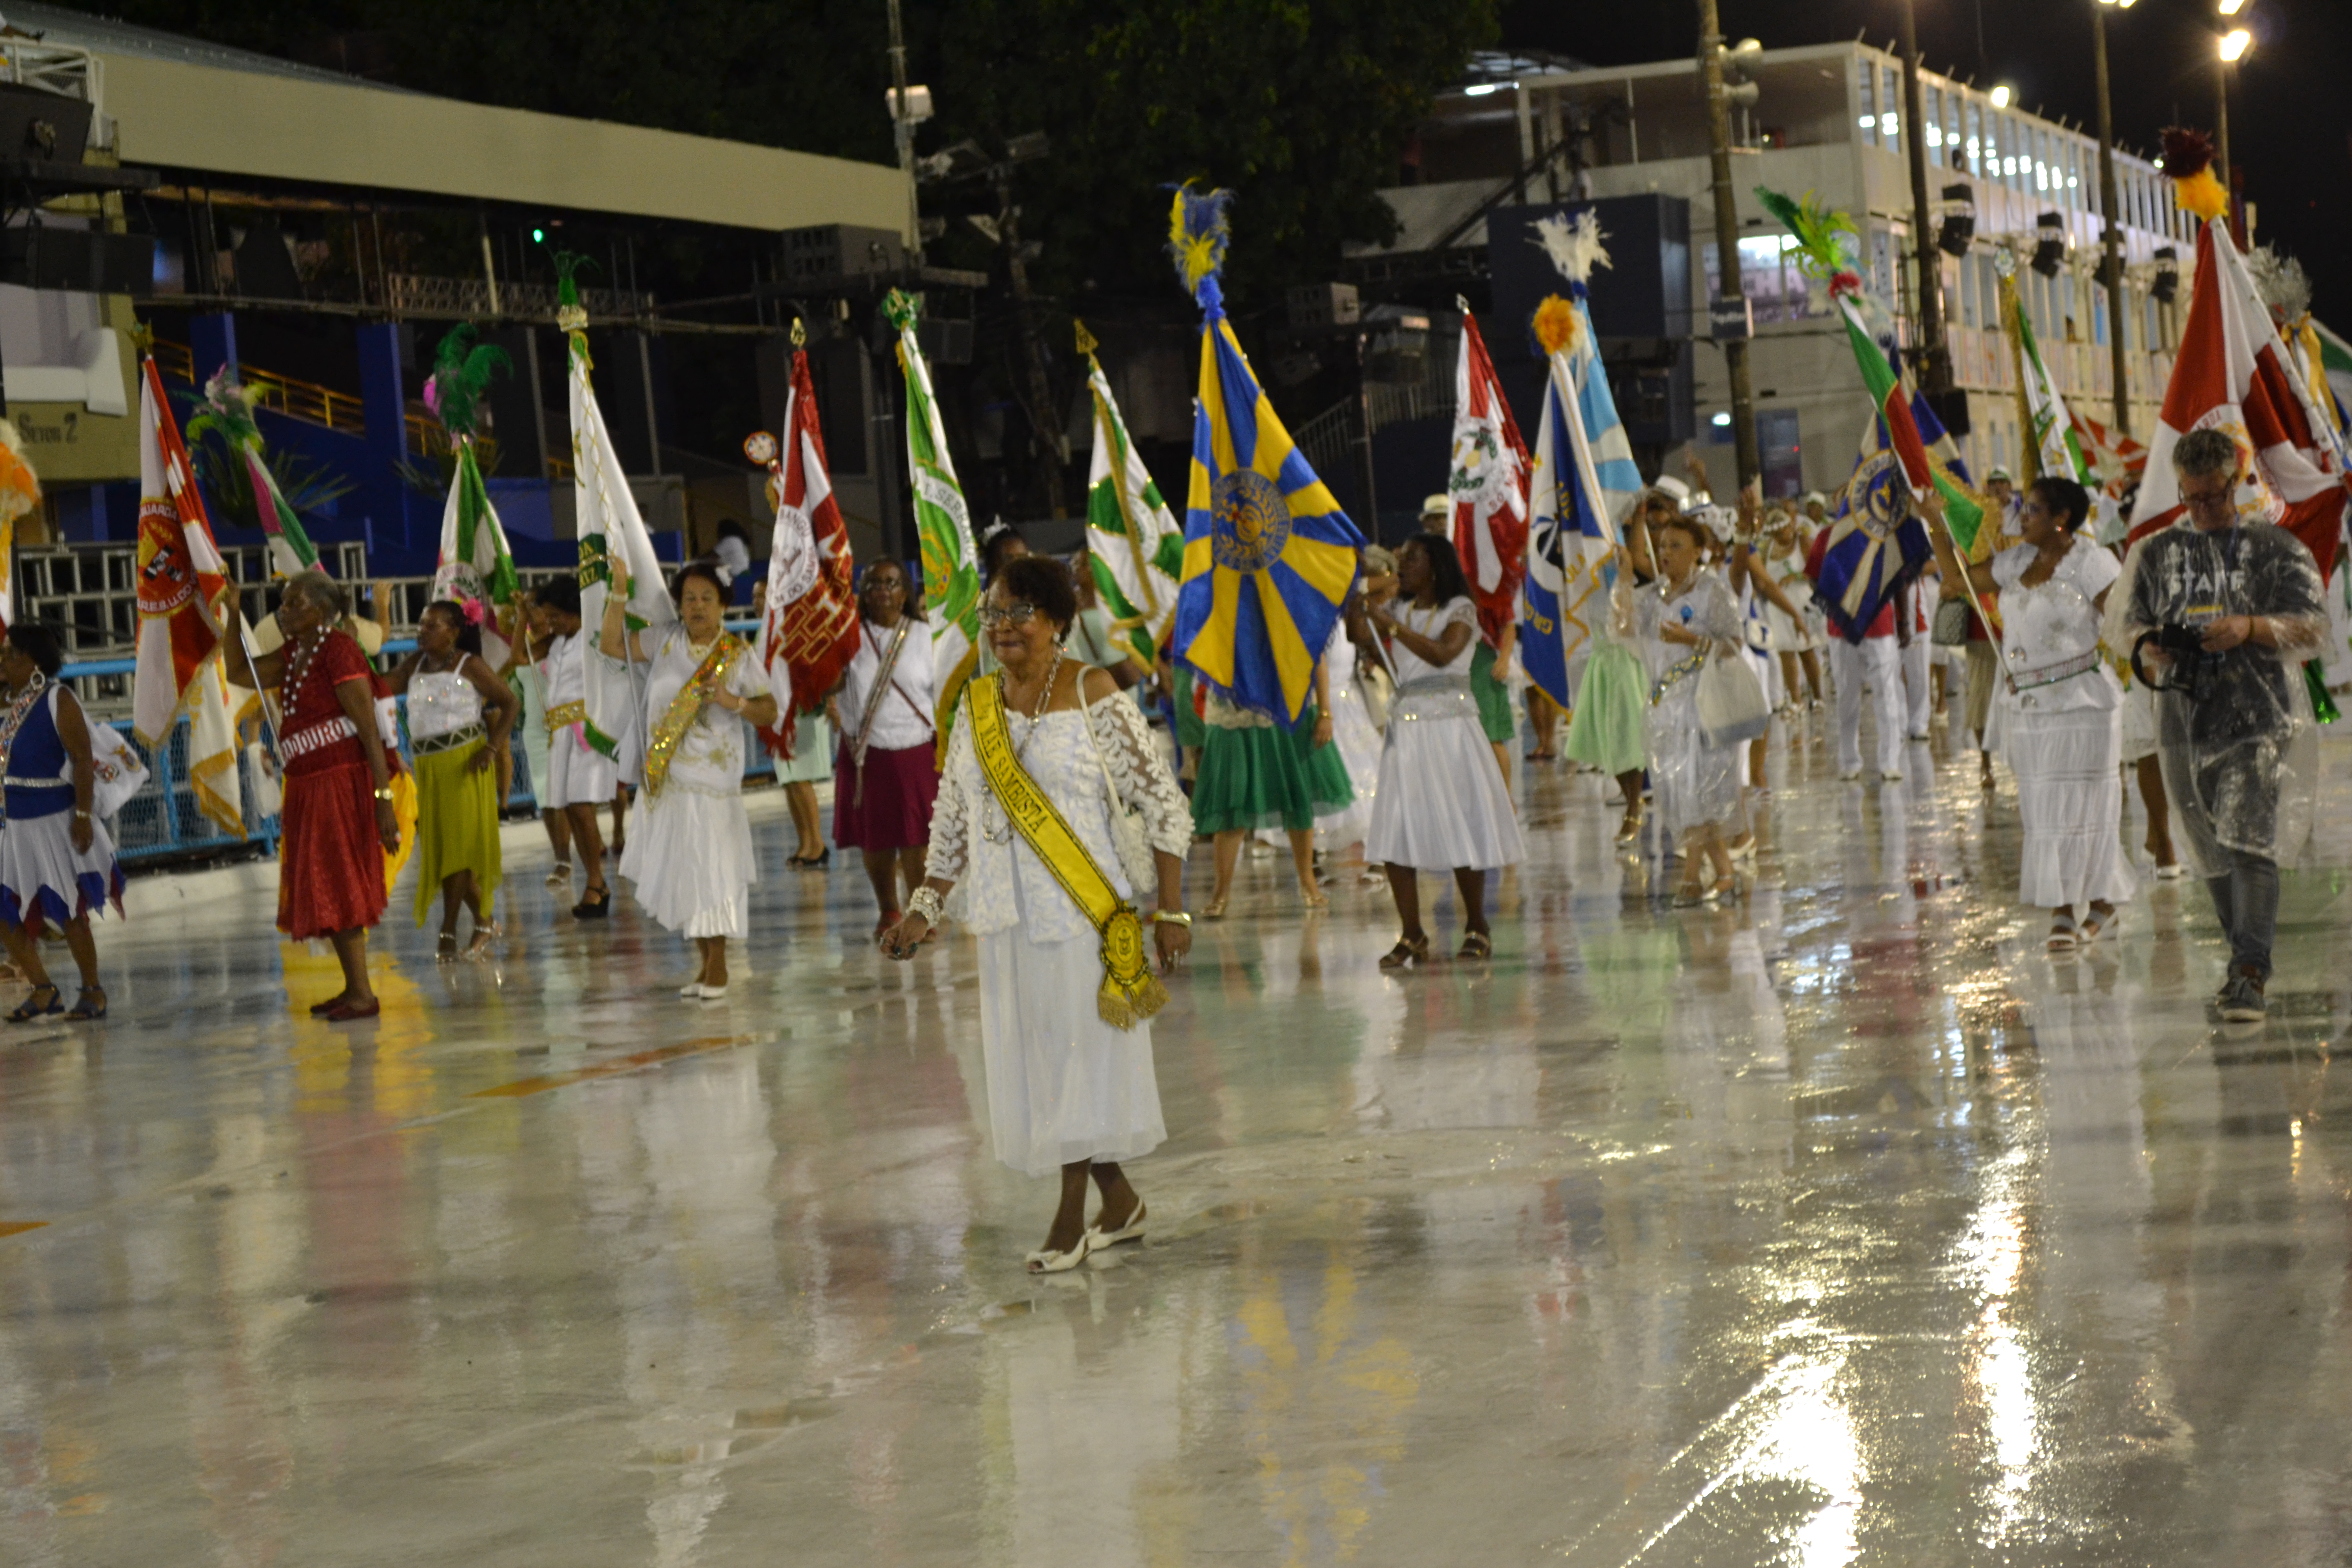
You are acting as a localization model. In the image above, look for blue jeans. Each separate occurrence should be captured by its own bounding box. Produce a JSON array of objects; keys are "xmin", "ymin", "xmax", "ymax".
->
[{"xmin": 2206, "ymin": 850, "xmax": 2279, "ymax": 978}]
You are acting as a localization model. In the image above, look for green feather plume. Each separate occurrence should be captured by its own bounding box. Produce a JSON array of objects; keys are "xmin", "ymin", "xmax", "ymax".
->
[
  {"xmin": 1754, "ymin": 186, "xmax": 1859, "ymax": 283},
  {"xmin": 426, "ymin": 324, "xmax": 509, "ymax": 442}
]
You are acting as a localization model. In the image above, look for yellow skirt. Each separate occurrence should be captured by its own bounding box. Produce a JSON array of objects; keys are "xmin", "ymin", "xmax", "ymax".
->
[{"xmin": 411, "ymin": 737, "xmax": 503, "ymax": 924}]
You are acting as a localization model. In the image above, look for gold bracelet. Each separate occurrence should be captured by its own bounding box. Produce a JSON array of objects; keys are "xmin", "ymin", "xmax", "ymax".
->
[
  {"xmin": 1150, "ymin": 910, "xmax": 1192, "ymax": 926},
  {"xmin": 373, "ymin": 786, "xmax": 395, "ymax": 802}
]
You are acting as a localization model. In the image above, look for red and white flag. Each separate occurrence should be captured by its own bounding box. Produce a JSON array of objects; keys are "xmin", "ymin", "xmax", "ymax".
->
[
  {"xmin": 2071, "ymin": 411, "xmax": 2146, "ymax": 496},
  {"xmin": 751, "ymin": 341, "xmax": 859, "ymax": 757},
  {"xmin": 1445, "ymin": 308, "xmax": 1529, "ymax": 648},
  {"xmin": 131, "ymin": 358, "xmax": 243, "ymax": 836},
  {"xmin": 2125, "ymin": 219, "xmax": 2350, "ymax": 577}
]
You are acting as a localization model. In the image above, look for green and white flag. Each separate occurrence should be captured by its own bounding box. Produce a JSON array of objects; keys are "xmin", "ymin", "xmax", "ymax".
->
[
  {"xmin": 1079, "ymin": 326, "xmax": 1183, "ymax": 666},
  {"xmin": 887, "ymin": 290, "xmax": 981, "ymax": 746},
  {"xmin": 430, "ymin": 443, "xmax": 521, "ymax": 663},
  {"xmin": 560, "ymin": 263, "xmax": 673, "ymax": 763},
  {"xmin": 2000, "ymin": 263, "xmax": 2092, "ymax": 486}
]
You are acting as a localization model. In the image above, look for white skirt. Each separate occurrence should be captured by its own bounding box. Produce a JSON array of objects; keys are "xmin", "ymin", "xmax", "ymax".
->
[
  {"xmin": 1318, "ymin": 673, "xmax": 1385, "ymax": 849},
  {"xmin": 0, "ymin": 810, "xmax": 121, "ymax": 927},
  {"xmin": 1765, "ymin": 601, "xmax": 1816, "ymax": 652},
  {"xmin": 1364, "ymin": 714, "xmax": 1526, "ymax": 872},
  {"xmin": 619, "ymin": 787, "xmax": 757, "ymax": 939},
  {"xmin": 2119, "ymin": 680, "xmax": 2159, "ymax": 764},
  {"xmin": 978, "ymin": 927, "xmax": 1165, "ymax": 1177},
  {"xmin": 2005, "ymin": 703, "xmax": 2134, "ymax": 911}
]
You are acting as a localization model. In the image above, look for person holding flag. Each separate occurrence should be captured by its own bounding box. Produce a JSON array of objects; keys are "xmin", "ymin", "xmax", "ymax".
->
[
  {"xmin": 598, "ymin": 555, "xmax": 780, "ymax": 1000},
  {"xmin": 749, "ymin": 322, "xmax": 861, "ymax": 871},
  {"xmin": 1444, "ymin": 300, "xmax": 1531, "ymax": 787},
  {"xmin": 828, "ymin": 559, "xmax": 937, "ymax": 941}
]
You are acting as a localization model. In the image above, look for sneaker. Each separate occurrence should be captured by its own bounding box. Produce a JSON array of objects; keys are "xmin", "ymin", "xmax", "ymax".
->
[{"xmin": 2218, "ymin": 966, "xmax": 2267, "ymax": 1023}]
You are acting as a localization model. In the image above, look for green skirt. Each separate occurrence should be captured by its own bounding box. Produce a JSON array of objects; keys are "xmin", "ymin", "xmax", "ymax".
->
[
  {"xmin": 1563, "ymin": 641, "xmax": 1648, "ymax": 777},
  {"xmin": 1171, "ymin": 664, "xmax": 1205, "ymax": 749},
  {"xmin": 775, "ymin": 710, "xmax": 834, "ymax": 783},
  {"xmin": 1190, "ymin": 708, "xmax": 1354, "ymax": 834},
  {"xmin": 412, "ymin": 737, "xmax": 504, "ymax": 924},
  {"xmin": 1470, "ymin": 642, "xmax": 1516, "ymax": 743}
]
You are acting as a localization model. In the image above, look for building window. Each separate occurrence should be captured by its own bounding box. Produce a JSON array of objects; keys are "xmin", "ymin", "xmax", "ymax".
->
[
  {"xmin": 1964, "ymin": 99, "xmax": 1981, "ymax": 178},
  {"xmin": 1857, "ymin": 58, "xmax": 1878, "ymax": 145},
  {"xmin": 1882, "ymin": 65, "xmax": 1903, "ymax": 156}
]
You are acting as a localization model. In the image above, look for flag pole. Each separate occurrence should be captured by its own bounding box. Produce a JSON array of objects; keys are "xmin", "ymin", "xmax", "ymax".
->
[{"xmin": 1920, "ymin": 499, "xmax": 2018, "ymax": 690}]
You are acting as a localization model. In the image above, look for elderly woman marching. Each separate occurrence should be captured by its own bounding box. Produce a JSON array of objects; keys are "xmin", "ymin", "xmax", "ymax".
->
[
  {"xmin": 882, "ymin": 554, "xmax": 1193, "ymax": 1273},
  {"xmin": 220, "ymin": 570, "xmax": 405, "ymax": 1021},
  {"xmin": 0, "ymin": 624, "xmax": 125, "ymax": 1021},
  {"xmin": 599, "ymin": 557, "xmax": 781, "ymax": 1000},
  {"xmin": 1926, "ymin": 477, "xmax": 2133, "ymax": 950},
  {"xmin": 384, "ymin": 600, "xmax": 518, "ymax": 959},
  {"xmin": 1630, "ymin": 513, "xmax": 1749, "ymax": 905}
]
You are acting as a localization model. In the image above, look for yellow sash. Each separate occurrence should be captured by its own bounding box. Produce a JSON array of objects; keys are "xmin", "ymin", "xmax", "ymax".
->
[
  {"xmin": 544, "ymin": 699, "xmax": 586, "ymax": 733},
  {"xmin": 642, "ymin": 633, "xmax": 744, "ymax": 799},
  {"xmin": 967, "ymin": 675, "xmax": 1166, "ymax": 1031}
]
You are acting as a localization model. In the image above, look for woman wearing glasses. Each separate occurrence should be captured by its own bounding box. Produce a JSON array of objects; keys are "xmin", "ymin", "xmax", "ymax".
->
[{"xmin": 881, "ymin": 555, "xmax": 1193, "ymax": 1273}]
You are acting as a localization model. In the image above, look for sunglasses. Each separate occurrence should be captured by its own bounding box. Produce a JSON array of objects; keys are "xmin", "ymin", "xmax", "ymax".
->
[{"xmin": 978, "ymin": 602, "xmax": 1043, "ymax": 629}]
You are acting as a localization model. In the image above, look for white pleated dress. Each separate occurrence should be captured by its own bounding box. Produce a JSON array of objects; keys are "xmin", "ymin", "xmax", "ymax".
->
[
  {"xmin": 928, "ymin": 690, "xmax": 1194, "ymax": 1178},
  {"xmin": 1364, "ymin": 597, "xmax": 1525, "ymax": 872},
  {"xmin": 614, "ymin": 628, "xmax": 768, "ymax": 939},
  {"xmin": 1992, "ymin": 538, "xmax": 2134, "ymax": 913}
]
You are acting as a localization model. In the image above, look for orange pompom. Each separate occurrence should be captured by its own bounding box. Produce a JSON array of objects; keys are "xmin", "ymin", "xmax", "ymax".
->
[
  {"xmin": 1532, "ymin": 294, "xmax": 1580, "ymax": 358},
  {"xmin": 2173, "ymin": 167, "xmax": 2228, "ymax": 223}
]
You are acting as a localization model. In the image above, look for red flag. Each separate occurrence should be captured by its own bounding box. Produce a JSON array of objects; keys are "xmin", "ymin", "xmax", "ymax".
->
[
  {"xmin": 2125, "ymin": 220, "xmax": 2350, "ymax": 576},
  {"xmin": 1446, "ymin": 310, "xmax": 1529, "ymax": 648},
  {"xmin": 753, "ymin": 345, "xmax": 861, "ymax": 758}
]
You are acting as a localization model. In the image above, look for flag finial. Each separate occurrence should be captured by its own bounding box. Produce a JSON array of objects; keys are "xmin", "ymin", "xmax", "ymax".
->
[
  {"xmin": 1074, "ymin": 317, "xmax": 1098, "ymax": 358},
  {"xmin": 1166, "ymin": 181, "xmax": 1234, "ymax": 305}
]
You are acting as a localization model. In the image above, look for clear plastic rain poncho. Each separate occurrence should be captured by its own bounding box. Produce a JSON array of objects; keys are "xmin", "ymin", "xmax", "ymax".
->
[
  {"xmin": 2103, "ymin": 520, "xmax": 2329, "ymax": 873},
  {"xmin": 1627, "ymin": 569, "xmax": 1747, "ymax": 835}
]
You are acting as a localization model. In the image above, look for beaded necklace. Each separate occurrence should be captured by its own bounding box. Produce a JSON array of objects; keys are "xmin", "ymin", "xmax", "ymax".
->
[
  {"xmin": 980, "ymin": 649, "xmax": 1062, "ymax": 844},
  {"xmin": 281, "ymin": 628, "xmax": 329, "ymax": 715}
]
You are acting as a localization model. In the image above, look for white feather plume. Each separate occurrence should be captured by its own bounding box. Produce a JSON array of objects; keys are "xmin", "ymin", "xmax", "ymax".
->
[
  {"xmin": 1532, "ymin": 210, "xmax": 1611, "ymax": 285},
  {"xmin": 2246, "ymin": 245, "xmax": 2313, "ymax": 322}
]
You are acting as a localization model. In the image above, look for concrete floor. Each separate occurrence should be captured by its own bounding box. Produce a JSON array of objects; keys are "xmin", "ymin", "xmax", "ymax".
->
[{"xmin": 3, "ymin": 709, "xmax": 2351, "ymax": 1565}]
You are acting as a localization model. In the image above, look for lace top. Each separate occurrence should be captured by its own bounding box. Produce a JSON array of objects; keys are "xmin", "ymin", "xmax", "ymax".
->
[
  {"xmin": 927, "ymin": 689, "xmax": 1192, "ymax": 940},
  {"xmin": 1390, "ymin": 596, "xmax": 1479, "ymax": 684},
  {"xmin": 1990, "ymin": 536, "xmax": 2122, "ymax": 714}
]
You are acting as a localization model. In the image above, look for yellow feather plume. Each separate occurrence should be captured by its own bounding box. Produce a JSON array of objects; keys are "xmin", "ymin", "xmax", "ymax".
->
[
  {"xmin": 1532, "ymin": 294, "xmax": 1580, "ymax": 358},
  {"xmin": 2173, "ymin": 167, "xmax": 2228, "ymax": 223},
  {"xmin": 1167, "ymin": 181, "xmax": 1234, "ymax": 298}
]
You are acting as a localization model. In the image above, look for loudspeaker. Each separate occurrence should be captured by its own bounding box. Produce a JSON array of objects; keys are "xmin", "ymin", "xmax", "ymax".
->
[{"xmin": 0, "ymin": 82, "xmax": 90, "ymax": 165}]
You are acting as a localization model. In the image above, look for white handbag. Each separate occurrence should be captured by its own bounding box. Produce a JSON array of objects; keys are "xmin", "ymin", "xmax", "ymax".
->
[{"xmin": 1696, "ymin": 651, "xmax": 1772, "ymax": 748}]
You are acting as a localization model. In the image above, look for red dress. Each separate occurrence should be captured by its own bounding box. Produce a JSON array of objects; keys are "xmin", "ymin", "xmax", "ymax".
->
[{"xmin": 276, "ymin": 630, "xmax": 388, "ymax": 939}]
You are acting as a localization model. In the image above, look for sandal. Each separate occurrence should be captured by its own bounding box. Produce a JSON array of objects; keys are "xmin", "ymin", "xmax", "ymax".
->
[
  {"xmin": 1378, "ymin": 934, "xmax": 1431, "ymax": 971},
  {"xmin": 787, "ymin": 850, "xmax": 831, "ymax": 870},
  {"xmin": 2047, "ymin": 915, "xmax": 2078, "ymax": 952},
  {"xmin": 5, "ymin": 984, "xmax": 60, "ymax": 1023},
  {"xmin": 1301, "ymin": 886, "xmax": 1329, "ymax": 911},
  {"xmin": 2080, "ymin": 903, "xmax": 2116, "ymax": 944},
  {"xmin": 1457, "ymin": 930, "xmax": 1492, "ymax": 962},
  {"xmin": 1671, "ymin": 883, "xmax": 1709, "ymax": 908},
  {"xmin": 1201, "ymin": 895, "xmax": 1229, "ymax": 921},
  {"xmin": 1614, "ymin": 810, "xmax": 1644, "ymax": 845},
  {"xmin": 436, "ymin": 933, "xmax": 460, "ymax": 964},
  {"xmin": 465, "ymin": 923, "xmax": 501, "ymax": 960},
  {"xmin": 64, "ymin": 986, "xmax": 105, "ymax": 1021},
  {"xmin": 572, "ymin": 886, "xmax": 611, "ymax": 920}
]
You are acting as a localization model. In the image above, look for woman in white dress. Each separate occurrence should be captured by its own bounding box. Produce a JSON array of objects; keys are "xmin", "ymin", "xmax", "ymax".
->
[
  {"xmin": 1759, "ymin": 509, "xmax": 1824, "ymax": 707},
  {"xmin": 598, "ymin": 558, "xmax": 781, "ymax": 998},
  {"xmin": 1630, "ymin": 514, "xmax": 1748, "ymax": 905},
  {"xmin": 883, "ymin": 555, "xmax": 1193, "ymax": 1272},
  {"xmin": 1350, "ymin": 531, "xmax": 1525, "ymax": 968},
  {"xmin": 1926, "ymin": 477, "xmax": 2132, "ymax": 949}
]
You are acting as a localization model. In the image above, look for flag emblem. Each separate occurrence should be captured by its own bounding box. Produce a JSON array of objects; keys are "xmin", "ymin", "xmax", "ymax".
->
[{"xmin": 1211, "ymin": 469, "xmax": 1290, "ymax": 573}]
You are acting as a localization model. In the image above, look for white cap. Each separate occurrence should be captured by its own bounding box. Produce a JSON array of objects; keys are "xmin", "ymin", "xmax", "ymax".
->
[
  {"xmin": 1988, "ymin": 464, "xmax": 2015, "ymax": 483},
  {"xmin": 1419, "ymin": 493, "xmax": 1450, "ymax": 519},
  {"xmin": 1651, "ymin": 475, "xmax": 1692, "ymax": 509}
]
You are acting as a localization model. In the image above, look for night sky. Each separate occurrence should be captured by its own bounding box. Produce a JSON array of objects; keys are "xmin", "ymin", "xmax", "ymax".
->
[{"xmin": 1502, "ymin": 0, "xmax": 2350, "ymax": 318}]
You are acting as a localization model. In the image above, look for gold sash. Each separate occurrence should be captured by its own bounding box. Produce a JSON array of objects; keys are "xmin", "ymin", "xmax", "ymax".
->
[
  {"xmin": 544, "ymin": 699, "xmax": 587, "ymax": 733},
  {"xmin": 967, "ymin": 675, "xmax": 1166, "ymax": 1031},
  {"xmin": 642, "ymin": 634, "xmax": 744, "ymax": 799}
]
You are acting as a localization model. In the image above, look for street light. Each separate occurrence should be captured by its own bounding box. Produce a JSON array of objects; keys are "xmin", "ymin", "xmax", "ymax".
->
[
  {"xmin": 2217, "ymin": 0, "xmax": 2247, "ymax": 13},
  {"xmin": 2218, "ymin": 28, "xmax": 2251, "ymax": 61},
  {"xmin": 1990, "ymin": 84, "xmax": 2012, "ymax": 109}
]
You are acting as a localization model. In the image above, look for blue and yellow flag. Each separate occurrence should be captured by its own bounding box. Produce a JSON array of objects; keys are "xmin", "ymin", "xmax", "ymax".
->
[{"xmin": 1168, "ymin": 185, "xmax": 1363, "ymax": 726}]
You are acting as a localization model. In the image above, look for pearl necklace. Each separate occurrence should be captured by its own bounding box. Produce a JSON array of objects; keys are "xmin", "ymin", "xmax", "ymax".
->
[{"xmin": 281, "ymin": 629, "xmax": 328, "ymax": 712}]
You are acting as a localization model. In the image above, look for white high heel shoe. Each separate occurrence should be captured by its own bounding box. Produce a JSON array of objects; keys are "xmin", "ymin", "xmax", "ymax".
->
[
  {"xmin": 1025, "ymin": 1232, "xmax": 1092, "ymax": 1273},
  {"xmin": 1086, "ymin": 1200, "xmax": 1148, "ymax": 1250}
]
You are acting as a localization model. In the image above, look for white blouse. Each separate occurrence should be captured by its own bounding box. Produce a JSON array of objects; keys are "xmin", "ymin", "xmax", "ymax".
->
[
  {"xmin": 927, "ymin": 691, "xmax": 1192, "ymax": 942},
  {"xmin": 1992, "ymin": 536, "xmax": 2123, "ymax": 715},
  {"xmin": 1389, "ymin": 596, "xmax": 1479, "ymax": 684},
  {"xmin": 407, "ymin": 657, "xmax": 484, "ymax": 742},
  {"xmin": 631, "ymin": 626, "xmax": 773, "ymax": 795},
  {"xmin": 837, "ymin": 618, "xmax": 936, "ymax": 754},
  {"xmin": 543, "ymin": 629, "xmax": 589, "ymax": 709}
]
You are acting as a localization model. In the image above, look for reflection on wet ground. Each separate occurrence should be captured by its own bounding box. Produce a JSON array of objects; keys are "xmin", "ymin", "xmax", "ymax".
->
[{"xmin": 4, "ymin": 715, "xmax": 2351, "ymax": 1564}]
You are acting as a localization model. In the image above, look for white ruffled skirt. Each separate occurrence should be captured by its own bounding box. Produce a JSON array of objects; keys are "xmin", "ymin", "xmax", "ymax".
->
[
  {"xmin": 2005, "ymin": 703, "xmax": 2134, "ymax": 912},
  {"xmin": 978, "ymin": 927, "xmax": 1165, "ymax": 1177},
  {"xmin": 619, "ymin": 786, "xmax": 757, "ymax": 939},
  {"xmin": 1364, "ymin": 712, "xmax": 1525, "ymax": 872},
  {"xmin": 0, "ymin": 811, "xmax": 122, "ymax": 929}
]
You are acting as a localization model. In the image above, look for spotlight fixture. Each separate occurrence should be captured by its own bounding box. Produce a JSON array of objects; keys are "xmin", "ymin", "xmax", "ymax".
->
[
  {"xmin": 2030, "ymin": 212, "xmax": 2066, "ymax": 278},
  {"xmin": 1937, "ymin": 183, "xmax": 1976, "ymax": 257},
  {"xmin": 1990, "ymin": 85, "xmax": 2013, "ymax": 109},
  {"xmin": 2151, "ymin": 245, "xmax": 2179, "ymax": 305}
]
